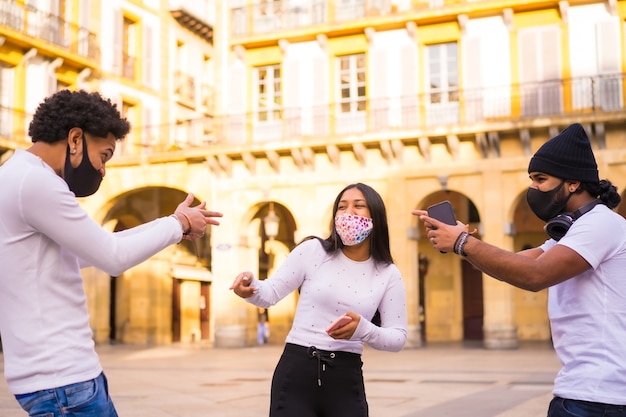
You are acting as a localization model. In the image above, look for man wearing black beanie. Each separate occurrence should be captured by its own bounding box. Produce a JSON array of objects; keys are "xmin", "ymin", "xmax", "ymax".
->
[{"xmin": 413, "ymin": 123, "xmax": 626, "ymax": 417}]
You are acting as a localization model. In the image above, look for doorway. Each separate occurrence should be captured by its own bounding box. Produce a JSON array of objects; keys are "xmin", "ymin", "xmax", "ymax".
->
[
  {"xmin": 109, "ymin": 275, "xmax": 117, "ymax": 342},
  {"xmin": 462, "ymin": 259, "xmax": 484, "ymax": 340},
  {"xmin": 172, "ymin": 278, "xmax": 212, "ymax": 343}
]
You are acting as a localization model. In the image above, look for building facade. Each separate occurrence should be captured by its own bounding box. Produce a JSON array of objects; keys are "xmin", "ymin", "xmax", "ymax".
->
[{"xmin": 1, "ymin": 0, "xmax": 625, "ymax": 350}]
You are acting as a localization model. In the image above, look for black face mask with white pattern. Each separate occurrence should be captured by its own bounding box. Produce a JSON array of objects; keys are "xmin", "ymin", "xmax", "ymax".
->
[{"xmin": 63, "ymin": 135, "xmax": 103, "ymax": 197}]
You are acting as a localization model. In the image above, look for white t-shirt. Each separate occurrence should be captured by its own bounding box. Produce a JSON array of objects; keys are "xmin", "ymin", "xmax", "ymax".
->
[
  {"xmin": 540, "ymin": 204, "xmax": 626, "ymax": 405},
  {"xmin": 0, "ymin": 149, "xmax": 183, "ymax": 394},
  {"xmin": 246, "ymin": 238, "xmax": 408, "ymax": 354}
]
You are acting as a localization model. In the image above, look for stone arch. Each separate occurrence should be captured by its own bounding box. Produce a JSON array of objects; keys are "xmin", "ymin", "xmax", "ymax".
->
[
  {"xmin": 84, "ymin": 186, "xmax": 215, "ymax": 346},
  {"xmin": 238, "ymin": 200, "xmax": 299, "ymax": 345},
  {"xmin": 413, "ymin": 190, "xmax": 482, "ymax": 344}
]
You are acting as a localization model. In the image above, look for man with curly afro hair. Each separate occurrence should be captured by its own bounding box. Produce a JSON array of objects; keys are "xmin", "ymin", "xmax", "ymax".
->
[{"xmin": 0, "ymin": 89, "xmax": 222, "ymax": 416}]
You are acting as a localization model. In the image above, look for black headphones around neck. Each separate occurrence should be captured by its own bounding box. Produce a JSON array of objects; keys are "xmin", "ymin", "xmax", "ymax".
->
[{"xmin": 545, "ymin": 199, "xmax": 602, "ymax": 241}]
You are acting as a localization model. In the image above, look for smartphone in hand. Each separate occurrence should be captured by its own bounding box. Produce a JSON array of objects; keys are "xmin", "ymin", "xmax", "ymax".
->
[
  {"xmin": 427, "ymin": 200, "xmax": 457, "ymax": 254},
  {"xmin": 427, "ymin": 200, "xmax": 457, "ymax": 226},
  {"xmin": 326, "ymin": 315, "xmax": 353, "ymax": 333}
]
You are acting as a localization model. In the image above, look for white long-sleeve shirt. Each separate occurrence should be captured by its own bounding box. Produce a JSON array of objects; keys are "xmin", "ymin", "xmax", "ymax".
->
[
  {"xmin": 246, "ymin": 238, "xmax": 408, "ymax": 354},
  {"xmin": 0, "ymin": 150, "xmax": 183, "ymax": 394}
]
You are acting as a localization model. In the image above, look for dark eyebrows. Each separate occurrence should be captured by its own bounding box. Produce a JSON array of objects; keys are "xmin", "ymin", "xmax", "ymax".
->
[{"xmin": 529, "ymin": 172, "xmax": 547, "ymax": 180}]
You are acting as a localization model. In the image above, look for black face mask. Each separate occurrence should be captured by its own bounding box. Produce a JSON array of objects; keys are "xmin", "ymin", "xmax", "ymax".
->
[
  {"xmin": 525, "ymin": 181, "xmax": 572, "ymax": 222},
  {"xmin": 64, "ymin": 135, "xmax": 103, "ymax": 197}
]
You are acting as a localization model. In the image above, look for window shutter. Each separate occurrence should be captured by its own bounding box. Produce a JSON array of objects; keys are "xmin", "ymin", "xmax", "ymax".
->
[
  {"xmin": 229, "ymin": 62, "xmax": 246, "ymax": 113},
  {"xmin": 518, "ymin": 30, "xmax": 538, "ymax": 83},
  {"xmin": 283, "ymin": 58, "xmax": 301, "ymax": 137},
  {"xmin": 312, "ymin": 55, "xmax": 328, "ymax": 135},
  {"xmin": 595, "ymin": 18, "xmax": 621, "ymax": 110},
  {"xmin": 143, "ymin": 23, "xmax": 154, "ymax": 88},
  {"xmin": 368, "ymin": 48, "xmax": 387, "ymax": 99},
  {"xmin": 283, "ymin": 59, "xmax": 300, "ymax": 107},
  {"xmin": 462, "ymin": 36, "xmax": 482, "ymax": 89},
  {"xmin": 400, "ymin": 43, "xmax": 418, "ymax": 127},
  {"xmin": 540, "ymin": 27, "xmax": 560, "ymax": 81},
  {"xmin": 112, "ymin": 9, "xmax": 122, "ymax": 74},
  {"xmin": 312, "ymin": 55, "xmax": 328, "ymax": 105},
  {"xmin": 368, "ymin": 47, "xmax": 387, "ymax": 130},
  {"xmin": 462, "ymin": 36, "xmax": 482, "ymax": 122},
  {"xmin": 228, "ymin": 61, "xmax": 247, "ymax": 144},
  {"xmin": 401, "ymin": 44, "xmax": 418, "ymax": 95},
  {"xmin": 596, "ymin": 18, "xmax": 620, "ymax": 73}
]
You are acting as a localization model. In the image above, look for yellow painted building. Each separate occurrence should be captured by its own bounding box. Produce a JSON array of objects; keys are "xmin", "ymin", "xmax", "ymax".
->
[{"xmin": 1, "ymin": 0, "xmax": 626, "ymax": 350}]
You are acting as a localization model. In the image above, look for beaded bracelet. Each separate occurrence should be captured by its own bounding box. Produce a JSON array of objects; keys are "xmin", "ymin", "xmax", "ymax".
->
[
  {"xmin": 453, "ymin": 232, "xmax": 465, "ymax": 253},
  {"xmin": 453, "ymin": 232, "xmax": 469, "ymax": 257}
]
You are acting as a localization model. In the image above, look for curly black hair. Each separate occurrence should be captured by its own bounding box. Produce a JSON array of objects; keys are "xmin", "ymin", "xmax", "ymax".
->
[{"xmin": 28, "ymin": 89, "xmax": 131, "ymax": 143}]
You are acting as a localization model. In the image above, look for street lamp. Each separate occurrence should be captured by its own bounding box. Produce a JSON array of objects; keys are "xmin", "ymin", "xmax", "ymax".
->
[{"xmin": 263, "ymin": 202, "xmax": 280, "ymax": 241}]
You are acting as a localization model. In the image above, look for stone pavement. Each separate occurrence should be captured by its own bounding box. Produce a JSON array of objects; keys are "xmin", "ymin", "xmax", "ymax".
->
[{"xmin": 0, "ymin": 342, "xmax": 559, "ymax": 417}]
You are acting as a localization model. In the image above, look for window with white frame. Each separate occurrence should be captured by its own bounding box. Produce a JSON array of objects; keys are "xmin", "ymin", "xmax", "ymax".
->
[
  {"xmin": 337, "ymin": 53, "xmax": 366, "ymax": 114},
  {"xmin": 425, "ymin": 42, "xmax": 459, "ymax": 125},
  {"xmin": 255, "ymin": 64, "xmax": 282, "ymax": 122},
  {"xmin": 426, "ymin": 42, "xmax": 458, "ymax": 104}
]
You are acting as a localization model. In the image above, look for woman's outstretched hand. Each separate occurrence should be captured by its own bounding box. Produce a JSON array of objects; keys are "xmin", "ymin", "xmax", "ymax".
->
[{"xmin": 229, "ymin": 271, "xmax": 257, "ymax": 298}]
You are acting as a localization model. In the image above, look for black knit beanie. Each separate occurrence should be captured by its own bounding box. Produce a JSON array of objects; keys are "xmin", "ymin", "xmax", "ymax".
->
[{"xmin": 528, "ymin": 123, "xmax": 599, "ymax": 183}]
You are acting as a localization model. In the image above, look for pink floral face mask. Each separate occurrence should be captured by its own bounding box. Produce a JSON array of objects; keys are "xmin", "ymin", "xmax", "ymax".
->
[{"xmin": 334, "ymin": 213, "xmax": 374, "ymax": 246}]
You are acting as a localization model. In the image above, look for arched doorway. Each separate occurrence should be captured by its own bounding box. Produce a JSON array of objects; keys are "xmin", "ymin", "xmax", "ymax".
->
[
  {"xmin": 97, "ymin": 187, "xmax": 213, "ymax": 345},
  {"xmin": 246, "ymin": 201, "xmax": 297, "ymax": 345},
  {"xmin": 417, "ymin": 191, "xmax": 482, "ymax": 343}
]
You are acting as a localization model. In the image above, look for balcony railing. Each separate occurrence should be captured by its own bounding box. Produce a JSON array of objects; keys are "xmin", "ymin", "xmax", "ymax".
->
[
  {"xmin": 3, "ymin": 75, "xmax": 623, "ymax": 158},
  {"xmin": 139, "ymin": 73, "xmax": 623, "ymax": 155},
  {"xmin": 0, "ymin": 0, "xmax": 99, "ymax": 60},
  {"xmin": 231, "ymin": 0, "xmax": 469, "ymax": 37},
  {"xmin": 215, "ymin": 73, "xmax": 625, "ymax": 146}
]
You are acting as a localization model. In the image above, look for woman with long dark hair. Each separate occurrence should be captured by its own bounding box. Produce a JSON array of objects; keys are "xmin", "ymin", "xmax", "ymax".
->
[{"xmin": 230, "ymin": 183, "xmax": 407, "ymax": 417}]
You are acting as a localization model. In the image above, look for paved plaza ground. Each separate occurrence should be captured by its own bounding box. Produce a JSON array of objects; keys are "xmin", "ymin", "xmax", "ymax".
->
[{"xmin": 0, "ymin": 341, "xmax": 559, "ymax": 417}]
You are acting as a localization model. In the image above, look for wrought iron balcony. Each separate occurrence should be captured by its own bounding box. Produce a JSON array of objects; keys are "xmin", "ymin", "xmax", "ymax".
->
[
  {"xmin": 230, "ymin": 0, "xmax": 487, "ymax": 37},
  {"xmin": 4, "ymin": 75, "xmax": 622, "ymax": 160},
  {"xmin": 214, "ymin": 73, "xmax": 625, "ymax": 146},
  {"xmin": 0, "ymin": 0, "xmax": 99, "ymax": 60}
]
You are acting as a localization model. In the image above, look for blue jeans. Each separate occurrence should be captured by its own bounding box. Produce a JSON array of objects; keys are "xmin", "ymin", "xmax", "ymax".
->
[
  {"xmin": 14, "ymin": 372, "xmax": 118, "ymax": 417},
  {"xmin": 548, "ymin": 396, "xmax": 626, "ymax": 417}
]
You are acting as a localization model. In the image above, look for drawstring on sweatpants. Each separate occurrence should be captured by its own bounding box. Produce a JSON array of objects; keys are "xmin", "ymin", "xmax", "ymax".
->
[{"xmin": 307, "ymin": 346, "xmax": 336, "ymax": 386}]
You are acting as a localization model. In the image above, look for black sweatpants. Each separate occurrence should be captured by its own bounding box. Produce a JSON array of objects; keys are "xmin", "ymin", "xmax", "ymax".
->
[{"xmin": 269, "ymin": 343, "xmax": 368, "ymax": 417}]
